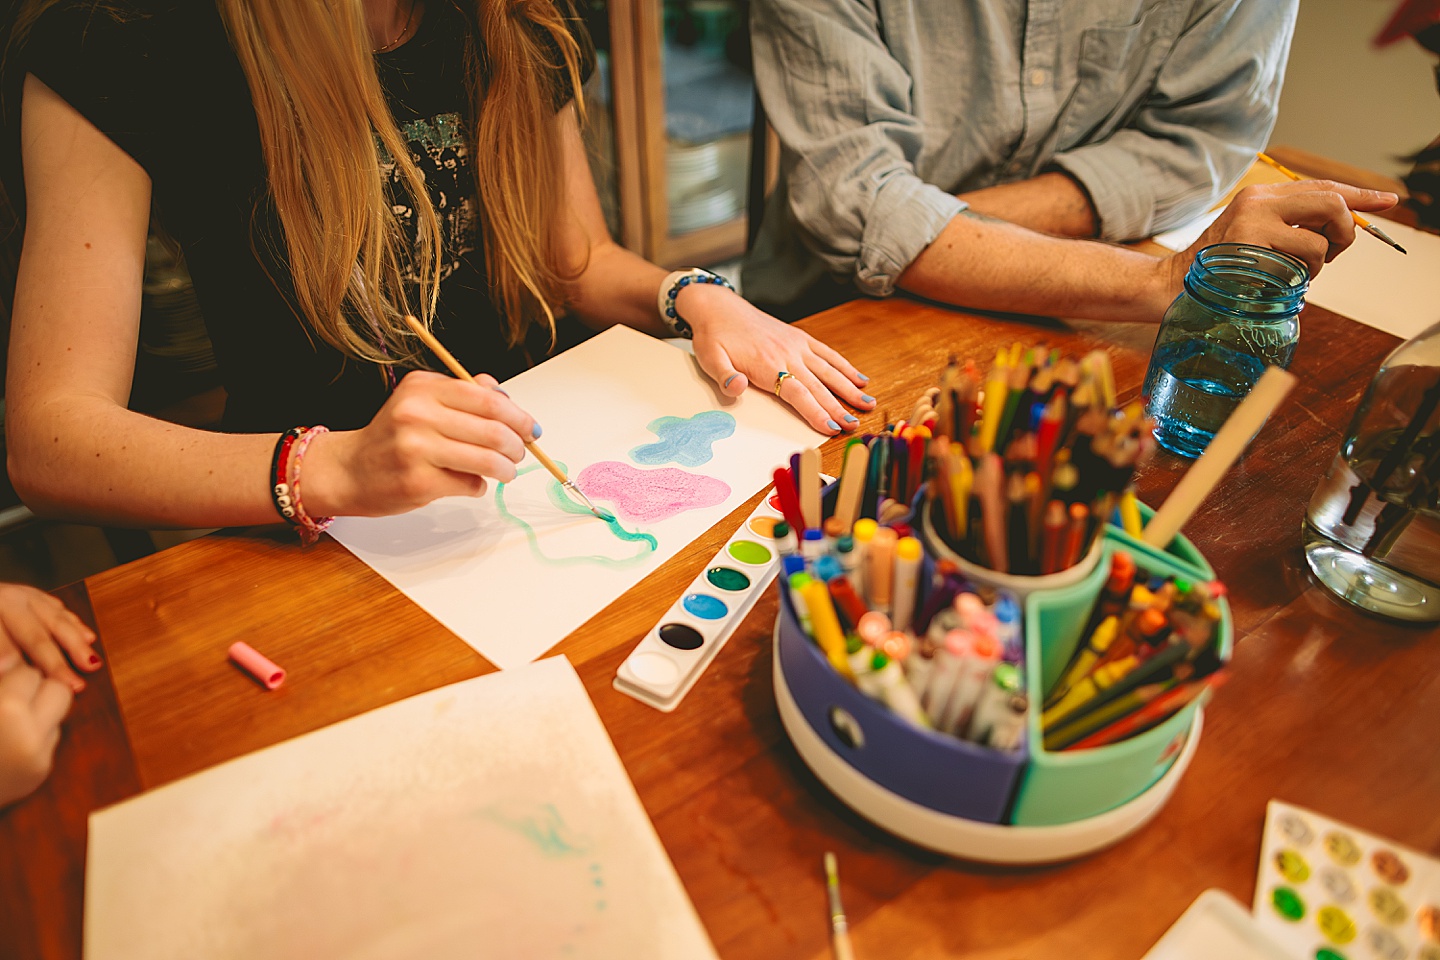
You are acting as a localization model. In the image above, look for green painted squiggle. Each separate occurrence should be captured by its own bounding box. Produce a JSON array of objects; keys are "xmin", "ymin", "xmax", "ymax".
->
[{"xmin": 496, "ymin": 463, "xmax": 658, "ymax": 568}]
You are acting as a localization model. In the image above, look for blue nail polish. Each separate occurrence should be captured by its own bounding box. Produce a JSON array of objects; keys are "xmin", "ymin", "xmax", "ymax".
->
[
  {"xmin": 494, "ymin": 387, "xmax": 510, "ymax": 397},
  {"xmin": 858, "ymin": 373, "xmax": 871, "ymax": 382},
  {"xmin": 531, "ymin": 423, "xmax": 543, "ymax": 439},
  {"xmin": 861, "ymin": 394, "xmax": 875, "ymax": 404},
  {"xmin": 826, "ymin": 419, "xmax": 840, "ymax": 432},
  {"xmin": 843, "ymin": 413, "xmax": 858, "ymax": 423},
  {"xmin": 723, "ymin": 373, "xmax": 739, "ymax": 389}
]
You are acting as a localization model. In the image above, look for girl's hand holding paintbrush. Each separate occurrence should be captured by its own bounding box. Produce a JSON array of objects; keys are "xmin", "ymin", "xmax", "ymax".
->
[{"xmin": 299, "ymin": 369, "xmax": 542, "ymax": 517}]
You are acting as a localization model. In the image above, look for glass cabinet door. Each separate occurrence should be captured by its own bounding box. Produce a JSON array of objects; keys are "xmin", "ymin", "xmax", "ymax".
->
[{"xmin": 634, "ymin": 0, "xmax": 755, "ymax": 267}]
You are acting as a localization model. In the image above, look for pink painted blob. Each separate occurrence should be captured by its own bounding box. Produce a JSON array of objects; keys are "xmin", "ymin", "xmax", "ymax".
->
[{"xmin": 576, "ymin": 461, "xmax": 731, "ymax": 523}]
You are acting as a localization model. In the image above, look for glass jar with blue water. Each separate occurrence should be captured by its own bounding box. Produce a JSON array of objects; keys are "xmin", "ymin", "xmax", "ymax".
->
[
  {"xmin": 1143, "ymin": 243, "xmax": 1309, "ymax": 458},
  {"xmin": 1304, "ymin": 320, "xmax": 1440, "ymax": 623}
]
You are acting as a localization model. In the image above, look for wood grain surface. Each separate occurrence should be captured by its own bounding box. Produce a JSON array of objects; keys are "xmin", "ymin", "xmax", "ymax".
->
[{"xmin": 4, "ymin": 278, "xmax": 1438, "ymax": 958}]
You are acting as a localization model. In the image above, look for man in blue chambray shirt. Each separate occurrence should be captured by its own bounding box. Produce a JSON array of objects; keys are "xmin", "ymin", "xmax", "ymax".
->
[{"xmin": 743, "ymin": 0, "xmax": 1397, "ymax": 321}]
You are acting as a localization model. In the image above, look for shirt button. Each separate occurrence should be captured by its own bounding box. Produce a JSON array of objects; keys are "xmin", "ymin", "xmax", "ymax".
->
[{"xmin": 1029, "ymin": 69, "xmax": 1047, "ymax": 86}]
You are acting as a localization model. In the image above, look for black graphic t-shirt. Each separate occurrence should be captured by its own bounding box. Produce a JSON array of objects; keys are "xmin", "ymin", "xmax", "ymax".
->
[{"xmin": 24, "ymin": 0, "xmax": 592, "ymax": 432}]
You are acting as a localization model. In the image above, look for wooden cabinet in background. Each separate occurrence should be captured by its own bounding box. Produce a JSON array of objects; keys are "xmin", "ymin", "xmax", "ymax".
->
[{"xmin": 578, "ymin": 0, "xmax": 762, "ymax": 269}]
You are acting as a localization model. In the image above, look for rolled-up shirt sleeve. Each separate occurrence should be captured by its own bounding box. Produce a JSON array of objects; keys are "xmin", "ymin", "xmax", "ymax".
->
[
  {"xmin": 1051, "ymin": 0, "xmax": 1298, "ymax": 240},
  {"xmin": 751, "ymin": 0, "xmax": 963, "ymax": 297}
]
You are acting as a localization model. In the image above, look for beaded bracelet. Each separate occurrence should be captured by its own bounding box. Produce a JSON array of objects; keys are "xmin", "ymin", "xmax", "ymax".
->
[
  {"xmin": 657, "ymin": 268, "xmax": 736, "ymax": 339},
  {"xmin": 286, "ymin": 425, "xmax": 334, "ymax": 545},
  {"xmin": 269, "ymin": 427, "xmax": 306, "ymax": 523}
]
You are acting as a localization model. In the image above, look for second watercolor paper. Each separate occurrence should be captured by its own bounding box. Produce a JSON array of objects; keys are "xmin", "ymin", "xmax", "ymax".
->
[
  {"xmin": 330, "ymin": 327, "xmax": 820, "ymax": 668},
  {"xmin": 85, "ymin": 658, "xmax": 718, "ymax": 959}
]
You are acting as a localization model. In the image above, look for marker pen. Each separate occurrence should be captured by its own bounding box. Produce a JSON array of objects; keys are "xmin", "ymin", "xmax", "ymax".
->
[
  {"xmin": 936, "ymin": 629, "xmax": 1001, "ymax": 735},
  {"xmin": 828, "ymin": 576, "xmax": 869, "ymax": 630},
  {"xmin": 904, "ymin": 642, "xmax": 936, "ymax": 702},
  {"xmin": 773, "ymin": 521, "xmax": 797, "ymax": 558},
  {"xmin": 891, "ymin": 536, "xmax": 923, "ymax": 632},
  {"xmin": 985, "ymin": 693, "xmax": 1029, "ymax": 752},
  {"xmin": 802, "ymin": 528, "xmax": 825, "ymax": 565},
  {"xmin": 965, "ymin": 661, "xmax": 1022, "ymax": 742},
  {"xmin": 814, "ymin": 555, "xmax": 844, "ymax": 583},
  {"xmin": 836, "ymin": 534, "xmax": 858, "ymax": 584},
  {"xmin": 993, "ymin": 592, "xmax": 1021, "ymax": 663},
  {"xmin": 846, "ymin": 635, "xmax": 878, "ymax": 693},
  {"xmin": 921, "ymin": 628, "xmax": 971, "ymax": 718},
  {"xmin": 855, "ymin": 610, "xmax": 891, "ymax": 651},
  {"xmin": 851, "ymin": 518, "xmax": 877, "ymax": 600},
  {"xmin": 868, "ymin": 526, "xmax": 898, "ymax": 616},
  {"xmin": 802, "ymin": 578, "xmax": 855, "ymax": 681},
  {"xmin": 869, "ymin": 651, "xmax": 932, "ymax": 729},
  {"xmin": 787, "ymin": 570, "xmax": 814, "ymax": 634},
  {"xmin": 822, "ymin": 516, "xmax": 844, "ymax": 553}
]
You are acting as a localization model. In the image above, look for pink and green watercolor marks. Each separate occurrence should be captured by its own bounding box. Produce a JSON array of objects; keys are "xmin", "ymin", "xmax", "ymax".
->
[{"xmin": 576, "ymin": 461, "xmax": 730, "ymax": 524}]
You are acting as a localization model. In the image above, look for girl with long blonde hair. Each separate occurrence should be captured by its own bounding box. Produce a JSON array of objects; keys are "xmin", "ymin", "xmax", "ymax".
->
[{"xmin": 4, "ymin": 0, "xmax": 874, "ymax": 554}]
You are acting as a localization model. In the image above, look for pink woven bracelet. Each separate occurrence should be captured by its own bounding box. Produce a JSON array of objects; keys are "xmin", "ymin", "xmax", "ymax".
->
[{"xmin": 286, "ymin": 425, "xmax": 335, "ymax": 545}]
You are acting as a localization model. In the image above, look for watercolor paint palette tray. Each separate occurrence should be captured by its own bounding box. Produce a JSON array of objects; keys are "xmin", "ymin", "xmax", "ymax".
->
[
  {"xmin": 614, "ymin": 487, "xmax": 792, "ymax": 711},
  {"xmin": 1254, "ymin": 800, "xmax": 1440, "ymax": 960}
]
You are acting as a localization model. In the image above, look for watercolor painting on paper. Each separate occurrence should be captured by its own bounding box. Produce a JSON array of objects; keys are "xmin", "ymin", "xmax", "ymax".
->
[
  {"xmin": 84, "ymin": 659, "xmax": 719, "ymax": 960},
  {"xmin": 330, "ymin": 327, "xmax": 818, "ymax": 670}
]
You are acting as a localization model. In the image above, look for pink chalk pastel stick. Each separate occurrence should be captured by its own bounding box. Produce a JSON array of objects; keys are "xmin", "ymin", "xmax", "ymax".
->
[{"xmin": 229, "ymin": 641, "xmax": 285, "ymax": 690}]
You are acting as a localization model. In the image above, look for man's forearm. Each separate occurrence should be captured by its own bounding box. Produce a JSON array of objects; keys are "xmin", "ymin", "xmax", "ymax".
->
[
  {"xmin": 896, "ymin": 209, "xmax": 1175, "ymax": 323},
  {"xmin": 957, "ymin": 171, "xmax": 1098, "ymax": 238}
]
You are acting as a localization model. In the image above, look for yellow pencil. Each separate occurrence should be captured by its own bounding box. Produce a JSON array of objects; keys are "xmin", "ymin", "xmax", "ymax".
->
[{"xmin": 1256, "ymin": 152, "xmax": 1406, "ymax": 255}]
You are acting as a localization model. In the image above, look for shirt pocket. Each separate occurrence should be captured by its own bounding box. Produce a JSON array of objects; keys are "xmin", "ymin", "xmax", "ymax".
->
[{"xmin": 1056, "ymin": 0, "xmax": 1185, "ymax": 148}]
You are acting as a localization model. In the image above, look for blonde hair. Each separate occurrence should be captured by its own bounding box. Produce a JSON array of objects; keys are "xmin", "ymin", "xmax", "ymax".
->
[
  {"xmin": 13, "ymin": 0, "xmax": 587, "ymax": 360},
  {"xmin": 222, "ymin": 0, "xmax": 587, "ymax": 359}
]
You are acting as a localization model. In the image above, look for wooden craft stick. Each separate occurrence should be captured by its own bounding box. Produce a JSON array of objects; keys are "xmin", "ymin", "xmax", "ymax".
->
[
  {"xmin": 1143, "ymin": 366, "xmax": 1297, "ymax": 549},
  {"xmin": 833, "ymin": 441, "xmax": 870, "ymax": 535},
  {"xmin": 799, "ymin": 447, "xmax": 822, "ymax": 530}
]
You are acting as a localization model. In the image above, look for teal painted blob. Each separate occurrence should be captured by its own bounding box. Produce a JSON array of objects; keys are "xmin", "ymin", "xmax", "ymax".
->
[
  {"xmin": 683, "ymin": 593, "xmax": 728, "ymax": 619},
  {"xmin": 495, "ymin": 463, "xmax": 658, "ymax": 568},
  {"xmin": 629, "ymin": 410, "xmax": 736, "ymax": 467},
  {"xmin": 706, "ymin": 566, "xmax": 751, "ymax": 591}
]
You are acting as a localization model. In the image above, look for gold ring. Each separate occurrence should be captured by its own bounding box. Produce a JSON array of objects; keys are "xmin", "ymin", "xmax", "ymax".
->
[{"xmin": 773, "ymin": 371, "xmax": 794, "ymax": 396}]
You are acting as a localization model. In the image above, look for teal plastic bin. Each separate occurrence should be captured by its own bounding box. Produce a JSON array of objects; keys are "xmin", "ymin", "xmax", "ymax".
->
[{"xmin": 1010, "ymin": 542, "xmax": 1232, "ymax": 827}]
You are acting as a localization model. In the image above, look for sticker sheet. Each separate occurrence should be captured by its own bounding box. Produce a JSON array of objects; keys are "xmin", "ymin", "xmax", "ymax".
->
[{"xmin": 1254, "ymin": 800, "xmax": 1440, "ymax": 960}]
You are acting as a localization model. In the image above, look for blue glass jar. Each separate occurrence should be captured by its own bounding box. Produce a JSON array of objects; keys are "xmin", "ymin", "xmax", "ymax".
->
[{"xmin": 1143, "ymin": 243, "xmax": 1309, "ymax": 458}]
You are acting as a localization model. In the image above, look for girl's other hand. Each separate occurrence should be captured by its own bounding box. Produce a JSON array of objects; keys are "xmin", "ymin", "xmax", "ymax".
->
[
  {"xmin": 301, "ymin": 370, "xmax": 540, "ymax": 517},
  {"xmin": 676, "ymin": 283, "xmax": 875, "ymax": 435}
]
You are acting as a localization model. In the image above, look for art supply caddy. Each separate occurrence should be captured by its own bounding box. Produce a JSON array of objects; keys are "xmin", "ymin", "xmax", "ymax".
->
[{"xmin": 770, "ymin": 346, "xmax": 1234, "ymax": 863}]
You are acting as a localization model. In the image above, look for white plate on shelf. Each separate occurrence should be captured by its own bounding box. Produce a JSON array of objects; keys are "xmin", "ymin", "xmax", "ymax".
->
[{"xmin": 773, "ymin": 621, "xmax": 1203, "ymax": 864}]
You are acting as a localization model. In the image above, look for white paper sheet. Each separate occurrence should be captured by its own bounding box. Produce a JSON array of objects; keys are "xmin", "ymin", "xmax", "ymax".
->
[
  {"xmin": 1305, "ymin": 219, "xmax": 1440, "ymax": 341},
  {"xmin": 1153, "ymin": 213, "xmax": 1440, "ymax": 341},
  {"xmin": 85, "ymin": 657, "xmax": 719, "ymax": 960},
  {"xmin": 330, "ymin": 326, "xmax": 820, "ymax": 668}
]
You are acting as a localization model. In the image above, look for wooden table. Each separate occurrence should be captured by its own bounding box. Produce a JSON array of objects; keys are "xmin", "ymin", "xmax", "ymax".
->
[{"xmin": 4, "ymin": 289, "xmax": 1439, "ymax": 958}]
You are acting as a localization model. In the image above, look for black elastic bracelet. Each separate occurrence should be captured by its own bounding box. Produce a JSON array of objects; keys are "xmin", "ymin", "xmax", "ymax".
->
[{"xmin": 269, "ymin": 426, "xmax": 306, "ymax": 524}]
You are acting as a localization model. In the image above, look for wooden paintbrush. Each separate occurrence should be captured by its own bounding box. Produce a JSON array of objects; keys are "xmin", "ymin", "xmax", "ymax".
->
[
  {"xmin": 1257, "ymin": 152, "xmax": 1407, "ymax": 254},
  {"xmin": 402, "ymin": 315, "xmax": 613, "ymax": 521}
]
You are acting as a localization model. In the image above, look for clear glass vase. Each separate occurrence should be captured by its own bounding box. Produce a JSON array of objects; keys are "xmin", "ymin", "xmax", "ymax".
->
[{"xmin": 1303, "ymin": 320, "xmax": 1440, "ymax": 622}]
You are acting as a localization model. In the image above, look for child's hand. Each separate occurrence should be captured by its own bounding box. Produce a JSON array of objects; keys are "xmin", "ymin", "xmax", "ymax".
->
[
  {"xmin": 0, "ymin": 583, "xmax": 100, "ymax": 693},
  {"xmin": 0, "ymin": 663, "xmax": 73, "ymax": 807}
]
